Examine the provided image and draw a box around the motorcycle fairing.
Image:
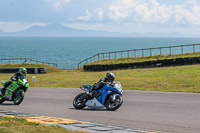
[85,98,104,108]
[1,80,7,85]
[95,85,122,105]
[4,82,20,96]
[1,78,29,97]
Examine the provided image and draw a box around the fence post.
[127,51,129,58]
[142,49,144,57]
[150,48,152,56]
[193,44,195,53]
[78,63,80,69]
[159,48,162,55]
[169,47,171,55]
[181,46,183,54]
[103,53,104,59]
[134,50,136,57]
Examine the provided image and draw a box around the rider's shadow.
[0,103,15,106]
[68,108,108,111]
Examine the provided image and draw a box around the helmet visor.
[106,73,115,82]
[20,70,27,76]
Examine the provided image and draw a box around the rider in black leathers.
[90,72,115,92]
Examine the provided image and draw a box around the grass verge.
[0,63,200,93]
[0,116,86,133]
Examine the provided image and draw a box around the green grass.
[0,116,86,133]
[85,52,200,65]
[0,63,200,93]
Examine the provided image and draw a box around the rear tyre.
[13,91,24,105]
[105,95,123,111]
[0,96,5,104]
[73,93,88,109]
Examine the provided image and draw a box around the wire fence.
[0,58,78,70]
[77,44,200,69]
[56,63,78,69]
[0,58,57,68]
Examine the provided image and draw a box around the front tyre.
[105,95,123,111]
[73,93,88,109]
[13,91,24,105]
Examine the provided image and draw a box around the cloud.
[77,9,92,21]
[107,0,200,25]
[1,0,200,35]
[55,0,70,9]
[43,0,70,9]
[95,8,104,21]
[180,0,200,25]
[76,8,104,21]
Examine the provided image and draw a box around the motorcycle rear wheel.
[0,96,5,104]
[105,95,123,111]
[13,91,24,105]
[73,93,88,109]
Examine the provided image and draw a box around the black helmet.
[106,72,115,82]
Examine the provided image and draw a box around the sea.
[0,37,200,69]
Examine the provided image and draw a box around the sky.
[0,0,200,36]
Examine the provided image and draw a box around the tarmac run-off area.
[0,87,200,133]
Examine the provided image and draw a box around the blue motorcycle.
[73,81,123,111]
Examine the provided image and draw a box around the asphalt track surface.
[0,87,200,133]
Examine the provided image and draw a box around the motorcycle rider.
[0,67,27,96]
[90,72,115,92]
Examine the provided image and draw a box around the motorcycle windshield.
[19,76,28,84]
[113,81,123,94]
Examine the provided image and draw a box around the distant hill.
[0,24,186,37]
[0,29,5,35]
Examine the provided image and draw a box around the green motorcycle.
[0,76,29,105]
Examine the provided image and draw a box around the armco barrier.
[0,67,46,74]
[83,57,200,71]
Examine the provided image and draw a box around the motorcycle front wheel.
[73,93,88,109]
[13,91,24,105]
[105,95,123,111]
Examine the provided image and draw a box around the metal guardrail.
[77,44,200,69]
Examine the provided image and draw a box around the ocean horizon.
[1,37,200,69]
